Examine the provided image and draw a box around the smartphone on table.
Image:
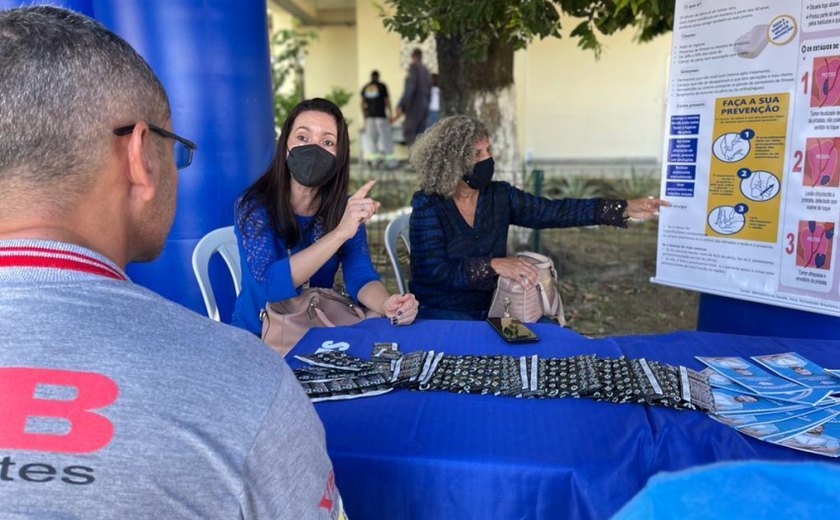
[487,317,540,343]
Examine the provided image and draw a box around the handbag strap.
[516,251,551,267]
[517,251,557,279]
[536,282,559,317]
[311,306,336,327]
[308,291,366,324]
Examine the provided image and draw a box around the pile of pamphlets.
[292,344,714,412]
[701,353,840,458]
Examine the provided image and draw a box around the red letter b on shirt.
[0,368,118,453]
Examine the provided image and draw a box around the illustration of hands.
[716,208,738,231]
[715,133,749,162]
[749,171,776,201]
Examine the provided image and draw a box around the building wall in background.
[520,23,671,162]
[266,4,293,98]
[304,25,358,103]
[269,2,673,164]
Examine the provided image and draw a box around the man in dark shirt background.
[360,70,395,168]
[393,48,432,146]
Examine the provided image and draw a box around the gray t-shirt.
[0,239,344,519]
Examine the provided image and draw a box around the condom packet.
[597,357,645,404]
[478,355,510,395]
[634,358,668,404]
[293,366,344,381]
[420,354,457,392]
[572,354,601,398]
[519,355,546,398]
[434,355,481,394]
[372,342,402,360]
[294,351,374,371]
[391,350,431,386]
[301,372,394,402]
[683,366,714,411]
[497,355,526,397]
[417,352,446,388]
[294,366,390,383]
[310,387,394,402]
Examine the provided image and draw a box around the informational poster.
[654,0,840,317]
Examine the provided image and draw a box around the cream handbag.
[488,252,565,325]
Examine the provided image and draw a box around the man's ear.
[125,121,158,203]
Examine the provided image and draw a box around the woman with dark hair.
[409,115,669,321]
[232,98,418,334]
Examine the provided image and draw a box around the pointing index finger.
[351,179,376,200]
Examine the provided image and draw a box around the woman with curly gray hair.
[408,115,668,321]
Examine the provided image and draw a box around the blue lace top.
[409,181,627,314]
[232,203,380,334]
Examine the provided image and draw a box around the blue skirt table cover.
[286,319,840,520]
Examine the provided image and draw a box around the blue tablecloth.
[287,319,840,520]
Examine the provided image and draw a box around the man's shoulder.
[102,283,285,380]
[2,278,294,415]
[139,285,267,344]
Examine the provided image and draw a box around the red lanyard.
[0,245,126,281]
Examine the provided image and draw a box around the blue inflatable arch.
[1,0,274,321]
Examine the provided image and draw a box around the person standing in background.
[392,48,432,145]
[427,73,440,129]
[360,70,396,168]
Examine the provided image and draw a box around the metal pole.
[532,169,543,253]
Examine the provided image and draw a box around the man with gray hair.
[0,6,343,519]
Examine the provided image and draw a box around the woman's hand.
[382,293,419,325]
[624,197,670,220]
[490,257,538,287]
[335,180,381,240]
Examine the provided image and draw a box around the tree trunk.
[436,35,521,187]
[435,35,530,248]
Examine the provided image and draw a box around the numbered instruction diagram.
[654,0,840,317]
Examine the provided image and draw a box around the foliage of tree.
[270,26,317,131]
[380,0,674,176]
[382,0,673,109]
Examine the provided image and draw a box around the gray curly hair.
[410,115,489,198]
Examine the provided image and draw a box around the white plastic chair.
[384,213,411,294]
[192,226,242,321]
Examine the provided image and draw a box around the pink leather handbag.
[260,288,371,357]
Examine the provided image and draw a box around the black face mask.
[287,144,339,187]
[462,157,494,190]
